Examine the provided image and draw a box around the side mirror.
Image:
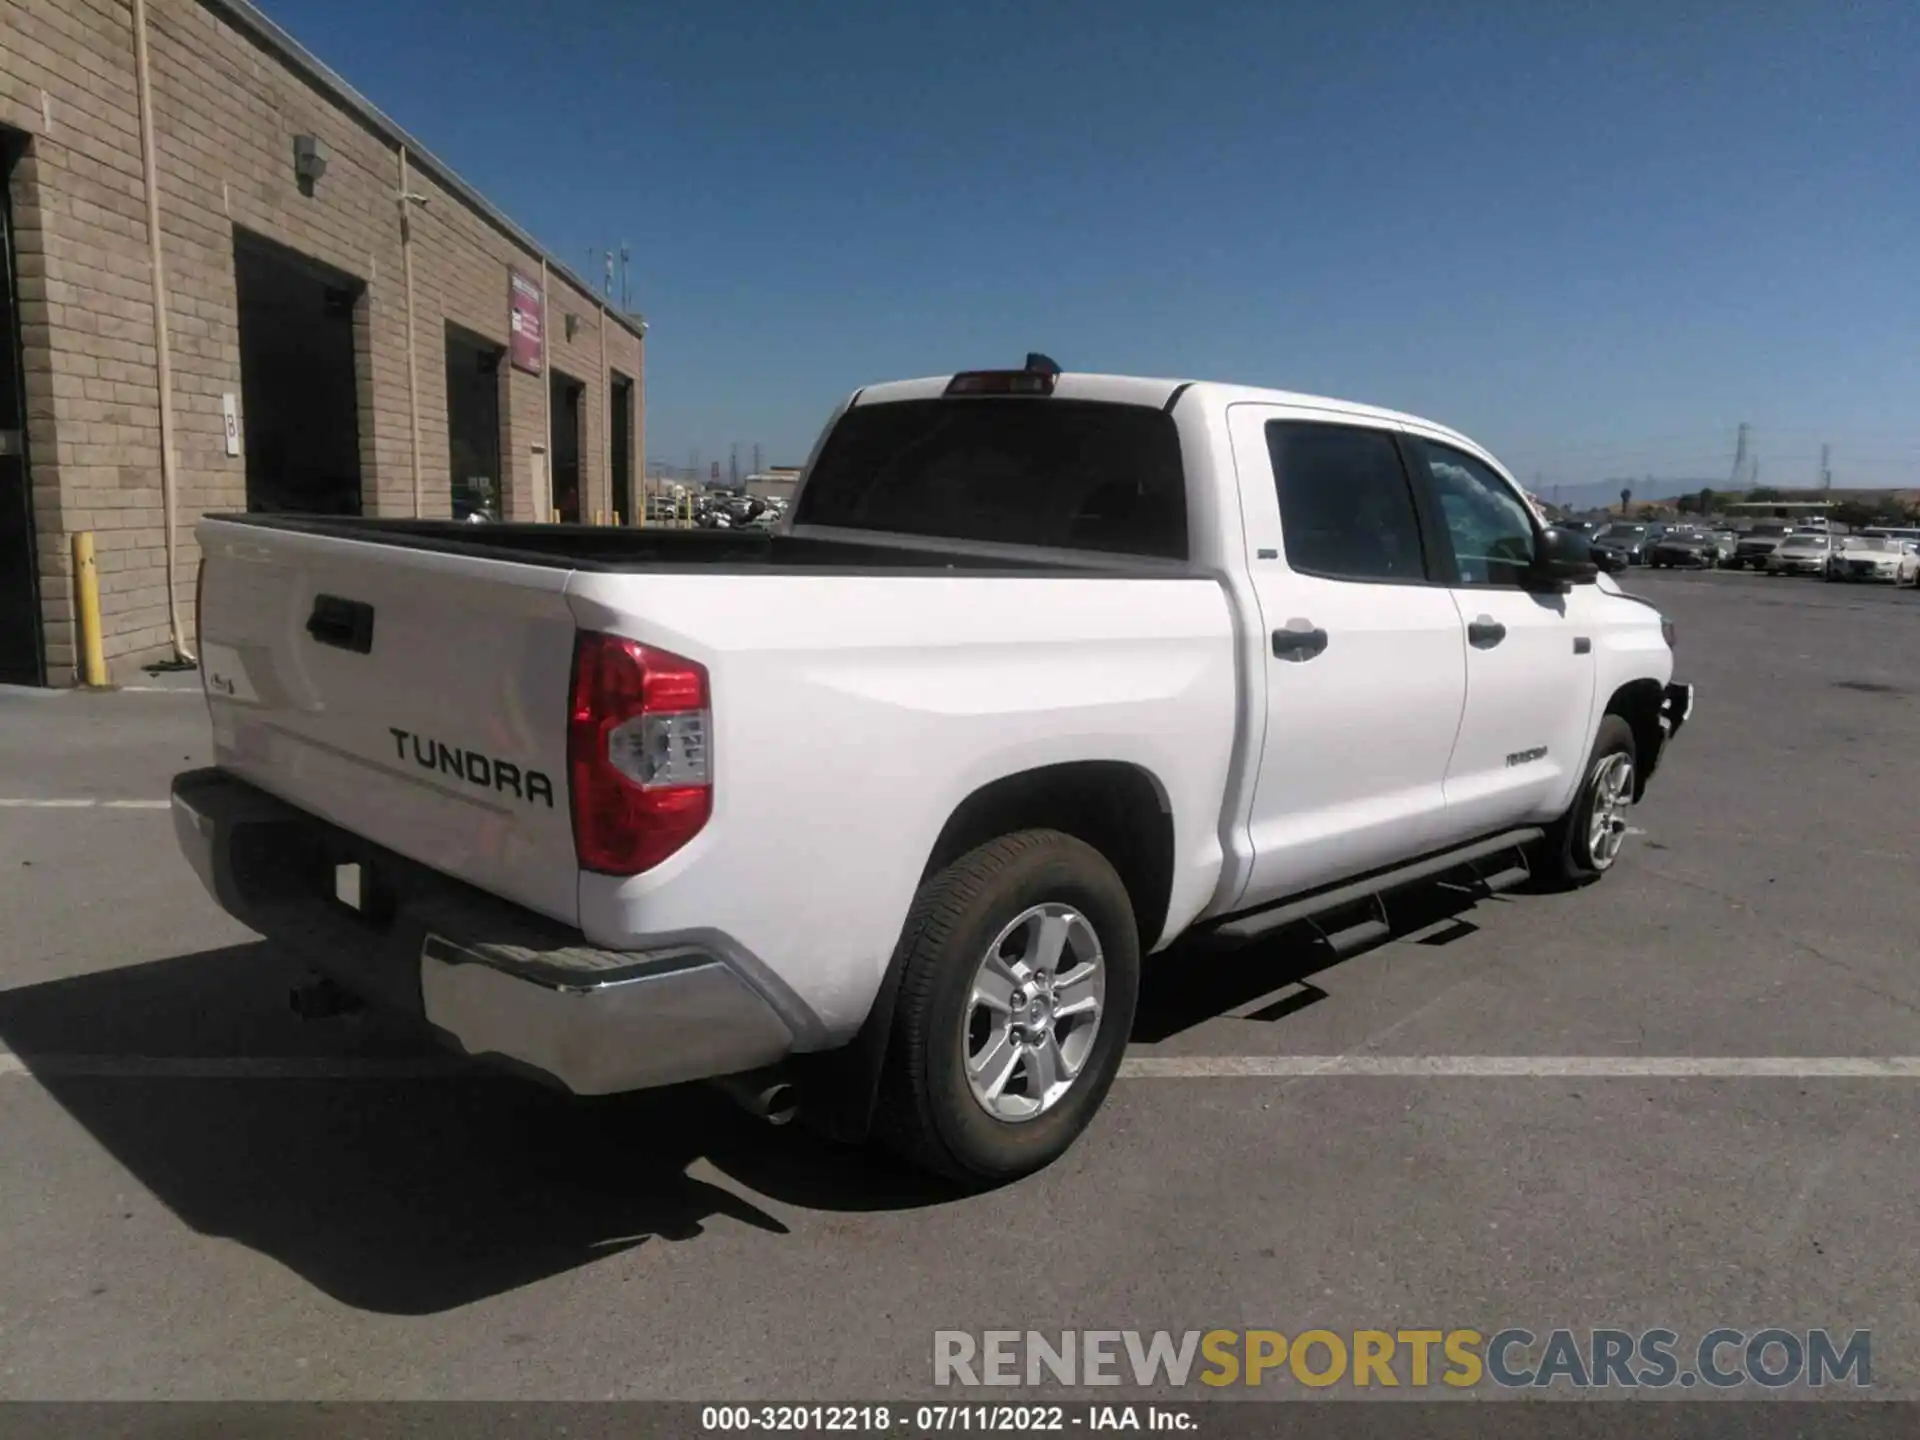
[1530,526,1599,588]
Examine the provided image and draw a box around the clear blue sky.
[265,0,1919,493]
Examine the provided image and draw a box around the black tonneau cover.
[206,514,1198,579]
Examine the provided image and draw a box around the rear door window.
[793,399,1188,559]
[1265,421,1431,582]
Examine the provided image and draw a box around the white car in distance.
[1830,535,1920,586]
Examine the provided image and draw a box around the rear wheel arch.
[795,760,1175,1145]
[915,761,1176,953]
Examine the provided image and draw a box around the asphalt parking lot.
[1,568,1917,1402]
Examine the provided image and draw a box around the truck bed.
[206,513,1196,577]
[192,512,1233,973]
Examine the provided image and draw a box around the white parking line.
[1117,1055,1920,1078]
[0,798,171,809]
[4,1050,1920,1082]
[0,684,198,698]
[0,1052,472,1080]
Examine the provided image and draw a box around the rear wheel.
[1531,716,1638,890]
[874,830,1139,1186]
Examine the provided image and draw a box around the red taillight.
[568,633,713,875]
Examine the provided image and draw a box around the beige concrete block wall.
[1,0,647,684]
[3,0,163,669]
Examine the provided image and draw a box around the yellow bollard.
[72,531,108,688]
[594,510,604,526]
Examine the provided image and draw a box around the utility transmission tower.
[753,443,763,476]
[1729,422,1755,490]
[729,444,739,488]
[1819,443,1832,490]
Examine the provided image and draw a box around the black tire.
[1530,715,1638,891]
[873,830,1140,1186]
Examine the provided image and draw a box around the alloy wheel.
[962,904,1106,1122]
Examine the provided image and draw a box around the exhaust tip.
[761,1083,799,1127]
[713,1071,800,1126]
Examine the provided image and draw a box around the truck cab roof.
[851,372,1483,454]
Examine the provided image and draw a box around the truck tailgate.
[195,519,582,925]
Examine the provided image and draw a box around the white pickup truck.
[173,359,1692,1185]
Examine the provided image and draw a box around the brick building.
[1,0,647,686]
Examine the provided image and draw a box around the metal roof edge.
[199,0,648,343]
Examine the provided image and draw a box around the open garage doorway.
[549,369,583,523]
[445,325,503,520]
[609,371,633,525]
[0,131,44,685]
[234,230,364,515]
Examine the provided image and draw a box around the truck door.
[1226,406,1469,907]
[1402,434,1595,836]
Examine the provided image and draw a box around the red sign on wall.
[508,270,544,375]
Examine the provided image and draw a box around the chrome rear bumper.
[418,936,794,1095]
[170,768,797,1095]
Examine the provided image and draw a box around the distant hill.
[1537,478,1724,511]
[1540,476,1916,513]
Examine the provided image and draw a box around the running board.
[1312,894,1392,957]
[1212,828,1545,943]
[1475,864,1532,894]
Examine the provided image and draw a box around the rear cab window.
[792,398,1189,560]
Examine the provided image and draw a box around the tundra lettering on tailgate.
[388,727,554,807]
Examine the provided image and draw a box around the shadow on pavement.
[0,942,949,1316]
[1,875,1517,1315]
[1133,877,1494,1043]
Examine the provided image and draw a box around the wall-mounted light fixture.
[564,312,580,342]
[293,134,327,194]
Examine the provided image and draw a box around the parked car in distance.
[1646,528,1719,569]
[1861,526,1920,554]
[1765,531,1835,576]
[1710,530,1738,565]
[1829,535,1920,586]
[1729,521,1796,571]
[1590,522,1659,570]
[175,362,1692,1185]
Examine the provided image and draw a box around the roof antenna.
[1024,352,1061,377]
